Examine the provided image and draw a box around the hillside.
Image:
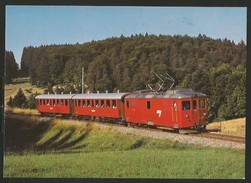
[4,81,44,112]
[19,34,246,122]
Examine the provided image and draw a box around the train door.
[198,98,208,126]
[171,100,179,128]
[192,98,200,123]
[180,99,194,128]
[125,98,140,123]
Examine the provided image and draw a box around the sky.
[6,6,247,66]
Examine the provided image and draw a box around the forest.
[5,51,18,84]
[7,34,246,122]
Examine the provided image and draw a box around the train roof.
[72,93,130,100]
[126,88,206,99]
[35,93,131,100]
[35,94,75,99]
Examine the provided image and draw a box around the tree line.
[5,51,18,84]
[17,34,246,121]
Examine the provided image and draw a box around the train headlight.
[185,114,189,118]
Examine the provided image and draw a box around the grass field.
[4,115,245,178]
[4,81,44,107]
[207,118,245,137]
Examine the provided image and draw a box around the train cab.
[174,94,208,130]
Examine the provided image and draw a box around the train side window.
[173,102,177,110]
[59,99,62,106]
[91,100,94,107]
[95,100,99,107]
[83,100,86,107]
[78,99,81,107]
[193,100,197,109]
[101,100,104,107]
[106,100,110,108]
[112,100,117,108]
[65,100,68,106]
[200,99,206,108]
[126,101,130,108]
[50,99,52,106]
[87,100,90,107]
[147,101,151,109]
[182,101,190,110]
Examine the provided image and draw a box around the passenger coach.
[72,93,130,121]
[35,94,75,117]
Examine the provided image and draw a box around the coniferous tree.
[5,51,18,84]
[12,88,27,108]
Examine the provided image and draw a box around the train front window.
[200,99,206,108]
[182,101,191,110]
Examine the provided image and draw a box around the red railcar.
[72,93,130,121]
[35,94,75,116]
[124,88,208,130]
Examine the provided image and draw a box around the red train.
[35,88,208,131]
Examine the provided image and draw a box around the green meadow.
[4,115,245,178]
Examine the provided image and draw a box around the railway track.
[5,112,245,145]
[190,132,245,144]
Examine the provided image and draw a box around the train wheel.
[127,122,134,128]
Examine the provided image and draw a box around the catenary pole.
[82,67,84,94]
